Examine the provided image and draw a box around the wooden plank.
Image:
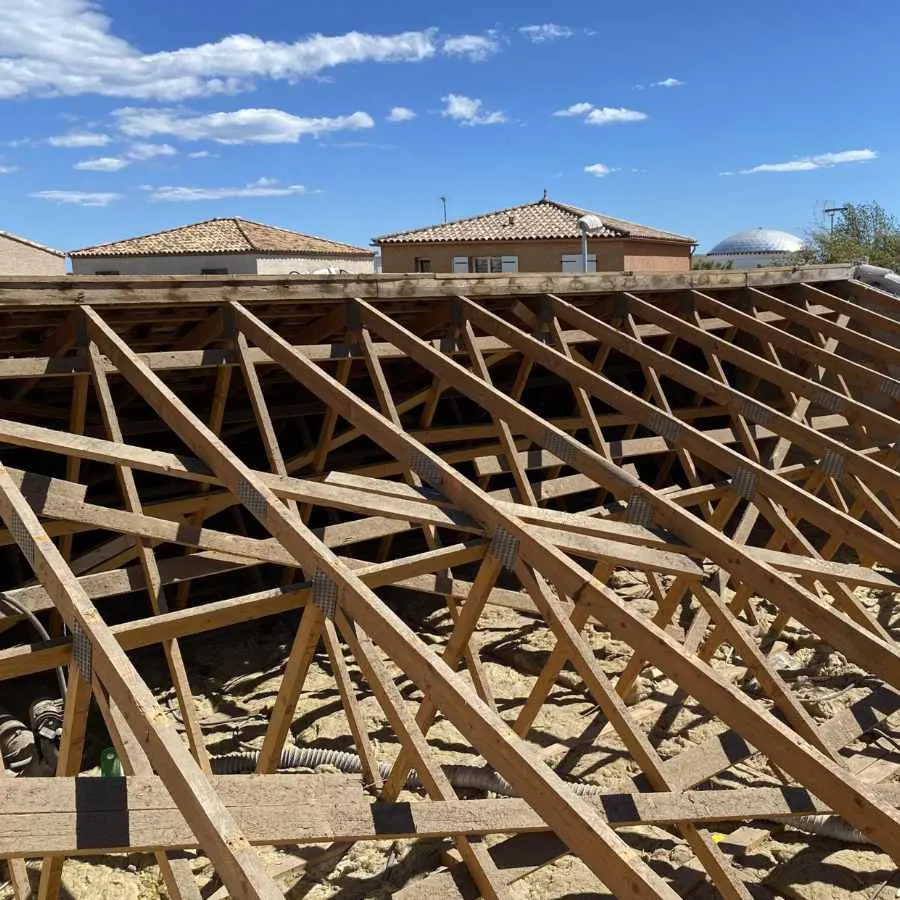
[7,775,900,858]
[0,265,853,308]
[86,338,210,773]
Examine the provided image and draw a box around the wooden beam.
[10,775,900,857]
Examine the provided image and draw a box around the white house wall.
[0,235,66,276]
[72,253,374,276]
[71,253,259,276]
[255,254,374,275]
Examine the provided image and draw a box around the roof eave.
[70,247,374,259]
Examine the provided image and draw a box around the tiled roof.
[373,197,694,245]
[0,230,64,257]
[70,217,372,258]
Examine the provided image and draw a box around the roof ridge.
[234,217,363,251]
[230,217,255,251]
[373,196,553,242]
[0,229,65,257]
[69,216,239,255]
[373,196,695,245]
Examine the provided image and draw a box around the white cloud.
[651,77,684,88]
[441,93,507,126]
[188,150,217,158]
[72,142,176,171]
[584,163,613,177]
[74,155,129,171]
[739,149,876,174]
[553,103,647,125]
[553,102,594,117]
[0,163,18,173]
[441,34,499,61]
[31,190,123,206]
[147,176,308,201]
[47,131,111,147]
[519,24,574,43]
[127,142,176,159]
[585,107,647,125]
[114,106,374,144]
[387,106,415,122]
[0,0,439,101]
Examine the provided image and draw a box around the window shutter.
[452,256,469,273]
[500,255,518,273]
[562,254,596,273]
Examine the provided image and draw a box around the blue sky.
[0,0,895,254]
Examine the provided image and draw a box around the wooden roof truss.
[0,269,897,899]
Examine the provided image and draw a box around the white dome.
[708,228,804,256]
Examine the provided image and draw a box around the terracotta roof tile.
[70,217,372,258]
[373,197,694,245]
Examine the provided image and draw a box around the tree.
[692,257,733,270]
[800,202,900,270]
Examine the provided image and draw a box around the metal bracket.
[676,293,695,319]
[544,429,577,465]
[345,299,362,334]
[813,388,843,413]
[489,527,519,570]
[219,305,236,339]
[880,377,900,400]
[612,294,629,320]
[73,312,90,348]
[819,448,845,478]
[72,621,92,680]
[731,467,758,501]
[739,400,772,426]
[312,570,338,619]
[409,449,443,487]
[238,476,268,524]
[647,410,684,446]
[8,509,35,566]
[625,494,653,527]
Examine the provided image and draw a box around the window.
[452,255,518,274]
[561,253,597,273]
[201,268,229,275]
[414,257,432,273]
[472,256,503,273]
[94,270,120,275]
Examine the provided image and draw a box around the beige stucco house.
[70,217,374,276]
[373,195,695,274]
[0,230,66,275]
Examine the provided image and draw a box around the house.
[70,217,374,276]
[373,194,695,274]
[0,230,66,275]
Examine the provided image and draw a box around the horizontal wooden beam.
[0,266,853,309]
[4,773,900,859]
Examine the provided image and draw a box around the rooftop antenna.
[440,196,447,224]
[542,188,549,201]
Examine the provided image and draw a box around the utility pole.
[824,206,849,234]
[440,196,447,223]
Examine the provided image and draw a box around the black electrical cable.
[0,596,67,698]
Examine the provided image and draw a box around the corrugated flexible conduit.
[210,745,870,844]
